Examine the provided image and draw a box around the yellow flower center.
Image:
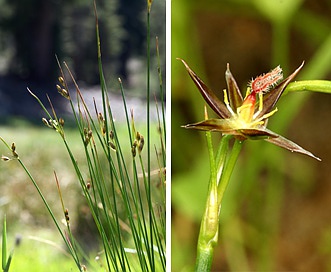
[223,88,278,130]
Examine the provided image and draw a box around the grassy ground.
[7,228,78,271]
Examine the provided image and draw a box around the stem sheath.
[195,136,243,271]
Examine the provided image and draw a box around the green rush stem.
[195,248,214,272]
[147,9,151,185]
[217,139,243,207]
[156,36,166,144]
[2,214,7,271]
[195,131,218,272]
[146,8,154,270]
[285,80,331,94]
[215,135,232,185]
[195,135,237,271]
[195,137,243,272]
[206,132,216,186]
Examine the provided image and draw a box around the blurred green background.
[172,0,331,271]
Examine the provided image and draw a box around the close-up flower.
[178,58,320,161]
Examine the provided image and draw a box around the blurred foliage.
[172,0,331,271]
[0,0,64,81]
[0,0,165,92]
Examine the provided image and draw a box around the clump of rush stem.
[0,0,165,271]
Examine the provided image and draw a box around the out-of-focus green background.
[172,0,331,271]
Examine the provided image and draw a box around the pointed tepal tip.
[307,152,322,161]
[225,63,232,77]
[303,148,322,161]
[226,63,231,74]
[176,58,189,69]
[181,124,192,129]
[292,61,305,76]
[295,60,305,74]
[176,57,184,63]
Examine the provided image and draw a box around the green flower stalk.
[178,59,323,271]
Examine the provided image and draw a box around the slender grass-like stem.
[285,80,331,94]
[195,136,243,271]
[1,215,12,272]
[146,7,155,271]
[215,135,232,184]
[195,247,214,272]
[156,36,166,146]
[2,215,7,271]
[217,139,243,207]
[195,130,218,271]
